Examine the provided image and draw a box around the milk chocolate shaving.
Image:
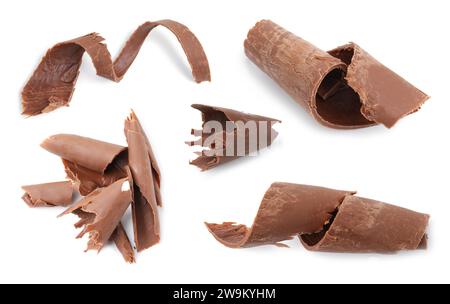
[186,104,280,171]
[60,178,133,252]
[125,112,161,251]
[111,223,136,264]
[22,20,211,116]
[206,183,429,253]
[41,134,127,195]
[244,20,429,129]
[21,181,74,208]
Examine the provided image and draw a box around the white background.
[0,0,448,284]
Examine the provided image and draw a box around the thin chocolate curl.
[207,183,429,253]
[22,20,211,116]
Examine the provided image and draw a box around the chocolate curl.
[187,104,280,171]
[59,178,133,253]
[41,134,127,196]
[245,20,429,129]
[41,134,126,173]
[207,183,352,247]
[21,181,74,208]
[22,20,211,116]
[125,112,161,251]
[126,111,162,207]
[207,183,429,253]
[300,196,429,253]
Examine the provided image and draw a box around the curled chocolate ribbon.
[207,183,429,253]
[22,20,211,116]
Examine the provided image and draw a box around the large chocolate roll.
[244,20,429,129]
[206,183,429,253]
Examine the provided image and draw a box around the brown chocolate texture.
[244,20,429,129]
[41,134,128,196]
[206,183,429,253]
[22,20,211,116]
[186,104,280,171]
[28,111,161,262]
[125,112,161,251]
[21,181,74,208]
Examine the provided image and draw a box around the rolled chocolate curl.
[206,182,429,253]
[125,112,161,251]
[22,20,211,116]
[60,178,133,253]
[244,20,429,129]
[41,134,128,196]
[21,181,74,208]
[186,104,280,171]
[41,134,126,173]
